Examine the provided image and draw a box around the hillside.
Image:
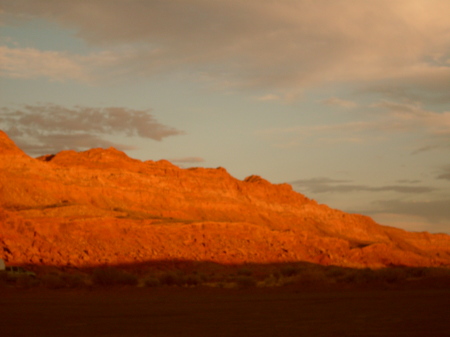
[1,130,449,269]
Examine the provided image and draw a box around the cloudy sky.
[1,1,450,234]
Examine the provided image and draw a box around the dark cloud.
[437,166,450,181]
[361,79,450,108]
[369,199,450,225]
[169,157,205,164]
[293,177,449,233]
[396,179,421,184]
[291,178,350,194]
[12,133,136,155]
[368,100,450,154]
[411,143,450,155]
[0,104,183,155]
[291,177,435,194]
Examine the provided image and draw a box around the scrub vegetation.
[2,264,450,290]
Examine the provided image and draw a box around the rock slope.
[1,130,449,269]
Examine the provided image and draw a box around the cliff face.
[1,130,449,269]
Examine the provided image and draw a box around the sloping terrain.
[1,130,449,269]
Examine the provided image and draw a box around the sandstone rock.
[0,130,449,269]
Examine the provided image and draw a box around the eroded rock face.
[1,130,449,269]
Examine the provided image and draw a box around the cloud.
[291,177,435,194]
[0,104,184,155]
[13,133,137,155]
[291,177,450,233]
[373,100,450,153]
[255,94,281,102]
[367,212,449,234]
[258,99,450,151]
[2,1,450,94]
[362,79,450,107]
[0,45,88,81]
[322,97,357,109]
[169,157,205,164]
[396,179,421,184]
[372,101,450,132]
[437,166,450,181]
[411,144,450,155]
[0,45,132,83]
[369,198,450,227]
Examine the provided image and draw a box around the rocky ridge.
[1,130,449,269]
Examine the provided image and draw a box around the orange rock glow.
[1,130,449,269]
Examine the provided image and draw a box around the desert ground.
[1,286,449,337]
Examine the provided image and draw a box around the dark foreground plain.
[1,286,449,337]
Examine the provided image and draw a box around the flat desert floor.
[1,287,449,337]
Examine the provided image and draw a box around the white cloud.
[322,97,357,109]
[1,0,450,94]
[0,45,135,83]
[255,94,281,102]
[0,45,89,81]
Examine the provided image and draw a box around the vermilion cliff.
[1,130,449,269]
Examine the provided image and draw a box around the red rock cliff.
[1,130,449,268]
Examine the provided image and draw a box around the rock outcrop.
[1,130,449,269]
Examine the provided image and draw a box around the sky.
[1,1,450,234]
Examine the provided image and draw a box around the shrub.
[92,267,138,286]
[376,268,408,284]
[157,270,208,287]
[324,266,347,280]
[333,267,412,286]
[337,268,377,284]
[234,275,257,288]
[404,267,427,278]
[294,268,327,285]
[237,267,253,276]
[359,268,383,283]
[259,274,281,287]
[158,270,185,286]
[280,266,299,277]
[193,271,208,283]
[63,273,87,288]
[424,267,450,278]
[183,274,202,286]
[272,271,282,280]
[143,275,161,287]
